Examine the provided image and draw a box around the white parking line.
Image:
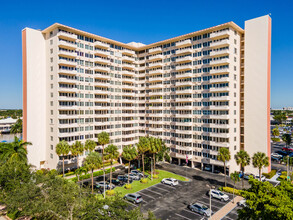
[159,183,176,189]
[143,188,163,196]
[124,200,138,207]
[139,191,156,199]
[174,213,192,220]
[201,196,229,205]
[182,208,202,217]
[151,185,170,193]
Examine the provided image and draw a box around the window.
[50,93,53,98]
[234,39,237,44]
[234,74,237,80]
[50,39,53,45]
[50,57,53,63]
[234,101,236,106]
[50,75,53,80]
[50,66,53,71]
[50,49,53,54]
[234,137,237,141]
[234,48,237,54]
[50,119,53,124]
[50,31,53,37]
[234,66,236,71]
[50,145,53,150]
[50,153,53,159]
[50,101,53,106]
[234,145,236,150]
[50,136,53,141]
[51,110,53,115]
[51,127,53,132]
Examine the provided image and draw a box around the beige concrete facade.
[23,15,271,174]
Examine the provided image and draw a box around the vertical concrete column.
[212,165,215,173]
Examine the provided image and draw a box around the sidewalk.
[64,163,122,179]
[211,196,243,220]
[269,173,281,182]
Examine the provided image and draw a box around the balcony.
[176,48,193,55]
[94,66,110,72]
[94,50,110,57]
[94,57,110,64]
[94,90,109,95]
[209,86,229,92]
[148,77,164,82]
[58,59,76,67]
[176,65,192,71]
[209,77,229,83]
[170,152,193,160]
[122,70,135,76]
[176,39,192,48]
[210,39,230,48]
[210,49,230,57]
[57,32,77,41]
[149,47,162,54]
[148,62,163,68]
[175,105,193,110]
[210,68,229,74]
[58,69,77,75]
[210,29,230,39]
[58,77,76,84]
[123,64,135,70]
[175,97,192,102]
[58,41,77,50]
[58,50,77,58]
[149,54,164,61]
[149,84,164,89]
[58,105,78,110]
[148,69,164,75]
[58,87,78,93]
[58,123,79,129]
[207,105,230,110]
[94,41,109,49]
[149,98,163,103]
[175,72,193,79]
[94,72,110,80]
[122,56,135,63]
[209,96,230,101]
[176,56,193,63]
[122,49,135,56]
[176,81,193,87]
[95,98,109,102]
[58,96,77,101]
[176,89,193,94]
[210,58,230,66]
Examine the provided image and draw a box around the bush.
[278,175,288,181]
[271,138,281,142]
[153,175,159,179]
[106,190,115,196]
[141,178,148,184]
[263,170,277,179]
[220,187,243,196]
[282,171,287,176]
[65,171,75,177]
[125,184,132,189]
[154,170,160,174]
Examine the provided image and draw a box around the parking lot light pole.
[206,184,215,220]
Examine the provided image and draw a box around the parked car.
[95,181,115,190]
[275,150,289,156]
[255,175,266,182]
[204,165,212,172]
[237,199,247,207]
[125,173,140,180]
[244,173,255,180]
[110,178,122,186]
[209,189,229,202]
[131,170,144,177]
[124,193,143,204]
[117,175,133,183]
[271,153,282,158]
[161,178,179,186]
[188,202,211,216]
[282,147,293,152]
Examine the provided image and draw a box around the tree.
[238,179,293,219]
[149,137,163,176]
[1,136,31,163]
[282,133,292,147]
[70,141,84,168]
[98,132,110,198]
[230,171,240,203]
[157,141,170,163]
[104,144,119,188]
[282,155,293,181]
[83,152,102,194]
[235,150,250,188]
[122,145,138,185]
[272,126,280,138]
[273,111,287,125]
[74,166,88,182]
[55,140,70,177]
[217,147,231,187]
[137,137,150,178]
[84,139,96,152]
[10,119,22,134]
[252,152,269,181]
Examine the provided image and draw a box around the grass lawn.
[112,169,188,197]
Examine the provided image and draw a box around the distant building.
[0,117,17,134]
[283,107,293,111]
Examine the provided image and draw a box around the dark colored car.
[282,147,293,152]
[111,178,122,186]
[117,175,133,183]
[275,150,289,156]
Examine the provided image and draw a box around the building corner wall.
[244,15,271,174]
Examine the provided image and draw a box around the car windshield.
[219,192,224,196]
[137,196,142,199]
[202,205,208,210]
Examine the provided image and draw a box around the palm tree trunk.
[102,145,105,198]
[259,168,261,181]
[63,157,65,177]
[242,167,244,189]
[142,154,145,178]
[91,169,94,194]
[224,162,226,187]
[128,161,130,185]
[110,161,113,189]
[233,182,235,203]
[153,154,156,175]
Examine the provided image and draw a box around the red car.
[282,147,293,152]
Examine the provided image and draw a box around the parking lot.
[122,163,245,219]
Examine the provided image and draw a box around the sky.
[0,0,292,109]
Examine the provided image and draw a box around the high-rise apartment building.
[22,15,271,174]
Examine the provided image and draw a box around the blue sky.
[0,0,292,109]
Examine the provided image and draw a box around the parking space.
[222,206,241,220]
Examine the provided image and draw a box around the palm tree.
[137,137,150,178]
[97,132,110,198]
[230,171,241,203]
[71,141,84,168]
[84,139,97,152]
[1,136,31,163]
[10,119,22,134]
[149,137,162,176]
[84,152,102,194]
[235,150,250,189]
[55,140,70,177]
[122,145,138,185]
[252,152,269,181]
[282,134,292,147]
[104,144,119,188]
[75,166,88,182]
[217,147,231,187]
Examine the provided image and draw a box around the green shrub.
[282,171,287,176]
[65,171,75,177]
[141,178,148,184]
[153,175,159,179]
[106,190,115,196]
[263,170,277,179]
[125,184,132,189]
[278,175,287,181]
[7,210,21,220]
[221,187,243,196]
[154,170,160,174]
[271,138,281,142]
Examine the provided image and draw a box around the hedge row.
[271,138,281,142]
[71,167,115,182]
[219,186,243,196]
[262,170,277,179]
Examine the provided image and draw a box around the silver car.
[188,202,211,216]
[209,189,229,202]
[124,193,143,204]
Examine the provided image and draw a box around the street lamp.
[206,184,215,219]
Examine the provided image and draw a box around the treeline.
[0,109,22,119]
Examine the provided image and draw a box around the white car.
[161,178,179,186]
[255,175,266,182]
[237,199,247,207]
[271,153,282,158]
[209,189,229,202]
